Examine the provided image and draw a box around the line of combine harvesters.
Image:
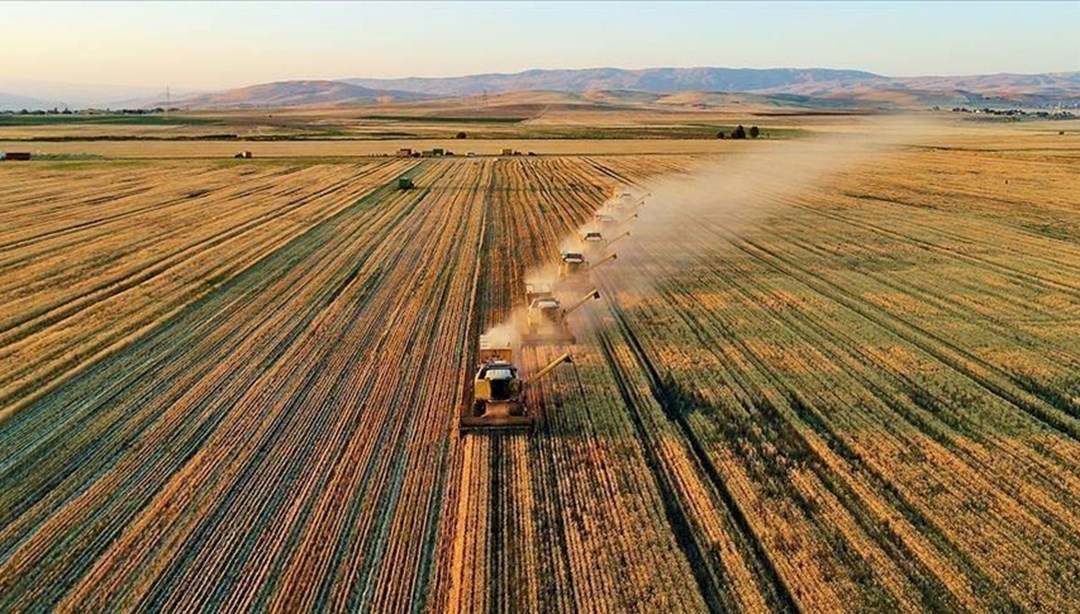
[460,187,649,433]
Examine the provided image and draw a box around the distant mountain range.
[0,91,50,111]
[346,67,888,97]
[177,68,1080,110]
[344,67,1080,107]
[3,67,1077,111]
[172,80,429,109]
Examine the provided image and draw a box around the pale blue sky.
[2,1,1076,90]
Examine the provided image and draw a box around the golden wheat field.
[2,119,1079,612]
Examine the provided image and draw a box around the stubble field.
[1,122,1079,612]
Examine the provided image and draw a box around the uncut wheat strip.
[0,165,202,228]
[0,163,410,420]
[0,165,268,255]
[0,181,397,604]
[774,191,1080,331]
[843,151,1080,223]
[257,161,477,608]
[0,177,287,290]
[813,186,1080,292]
[711,223,1080,441]
[155,164,451,608]
[790,185,1080,298]
[0,166,419,604]
[734,295,1080,587]
[766,191,1080,327]
[430,163,499,614]
[639,280,1002,608]
[630,228,1028,604]
[717,223,1080,449]
[533,343,705,612]
[0,164,361,350]
[630,234,1058,608]
[704,200,1080,479]
[0,163,390,332]
[0,165,306,281]
[600,266,911,604]
[722,235,1080,533]
[669,217,1080,528]
[594,333,776,613]
[586,287,801,612]
[363,168,491,612]
[0,161,416,474]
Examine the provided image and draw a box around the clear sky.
[2,1,1077,90]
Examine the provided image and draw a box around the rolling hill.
[0,92,51,112]
[4,68,1076,111]
[169,80,429,109]
[345,67,885,97]
[345,67,1080,109]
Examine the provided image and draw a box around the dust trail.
[480,115,941,352]
[592,115,944,298]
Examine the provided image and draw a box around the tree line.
[717,125,761,139]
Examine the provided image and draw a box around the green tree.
[731,125,747,139]
[749,126,760,139]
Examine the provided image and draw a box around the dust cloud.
[481,115,941,356]
[592,115,944,295]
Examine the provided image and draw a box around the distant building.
[397,148,413,157]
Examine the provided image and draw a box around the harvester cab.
[398,177,415,190]
[595,213,616,228]
[557,252,588,284]
[523,289,600,345]
[460,334,573,432]
[612,191,648,212]
[524,282,554,305]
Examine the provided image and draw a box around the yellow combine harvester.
[460,335,572,432]
[558,251,617,288]
[523,288,600,345]
[612,191,649,212]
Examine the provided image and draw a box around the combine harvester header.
[460,334,573,433]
